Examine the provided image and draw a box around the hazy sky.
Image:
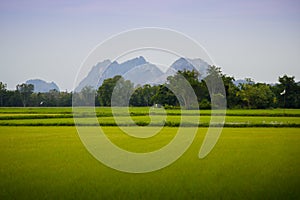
[1,0,300,90]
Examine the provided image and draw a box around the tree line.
[1,66,299,108]
[0,83,72,107]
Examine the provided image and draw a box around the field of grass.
[0,107,300,127]
[0,127,299,199]
[0,107,299,199]
[1,115,300,127]
[1,107,300,116]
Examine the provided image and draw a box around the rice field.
[0,107,299,199]
[0,107,299,127]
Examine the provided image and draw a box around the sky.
[0,0,300,91]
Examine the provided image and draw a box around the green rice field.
[0,107,299,127]
[0,107,299,199]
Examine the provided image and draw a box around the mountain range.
[76,56,210,91]
[26,79,60,93]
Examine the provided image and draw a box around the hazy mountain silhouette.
[26,79,60,93]
[76,56,210,91]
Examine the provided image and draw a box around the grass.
[0,115,299,127]
[0,108,300,127]
[0,127,299,199]
[1,107,300,116]
[0,107,299,198]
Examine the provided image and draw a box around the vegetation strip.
[0,122,299,127]
[0,108,299,127]
[1,112,299,120]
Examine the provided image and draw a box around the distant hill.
[76,56,210,91]
[76,60,111,92]
[26,79,60,93]
[97,56,149,87]
[123,63,164,86]
[168,57,209,78]
[232,79,276,86]
[233,79,247,86]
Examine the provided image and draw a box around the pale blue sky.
[1,0,300,90]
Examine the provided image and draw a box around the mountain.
[76,56,210,91]
[152,58,210,84]
[98,56,148,86]
[76,57,149,91]
[76,59,111,91]
[233,79,276,86]
[26,79,60,93]
[233,79,247,86]
[168,57,209,78]
[123,63,164,85]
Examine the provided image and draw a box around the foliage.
[97,75,134,106]
[111,77,134,106]
[73,86,96,106]
[237,79,274,109]
[166,70,200,109]
[0,82,7,106]
[130,84,159,106]
[16,83,34,107]
[151,85,179,107]
[275,75,300,108]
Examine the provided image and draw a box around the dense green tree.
[29,92,43,106]
[273,75,300,108]
[205,66,223,94]
[111,77,134,106]
[53,91,70,106]
[58,91,72,107]
[74,86,96,106]
[221,75,241,108]
[16,83,34,107]
[237,79,274,109]
[152,85,178,107]
[197,80,210,108]
[204,66,227,109]
[97,76,122,106]
[236,78,254,108]
[0,82,7,106]
[166,70,200,109]
[130,84,159,106]
[44,89,60,106]
[5,90,22,106]
[97,75,134,106]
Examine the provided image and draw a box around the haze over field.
[0,0,299,90]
